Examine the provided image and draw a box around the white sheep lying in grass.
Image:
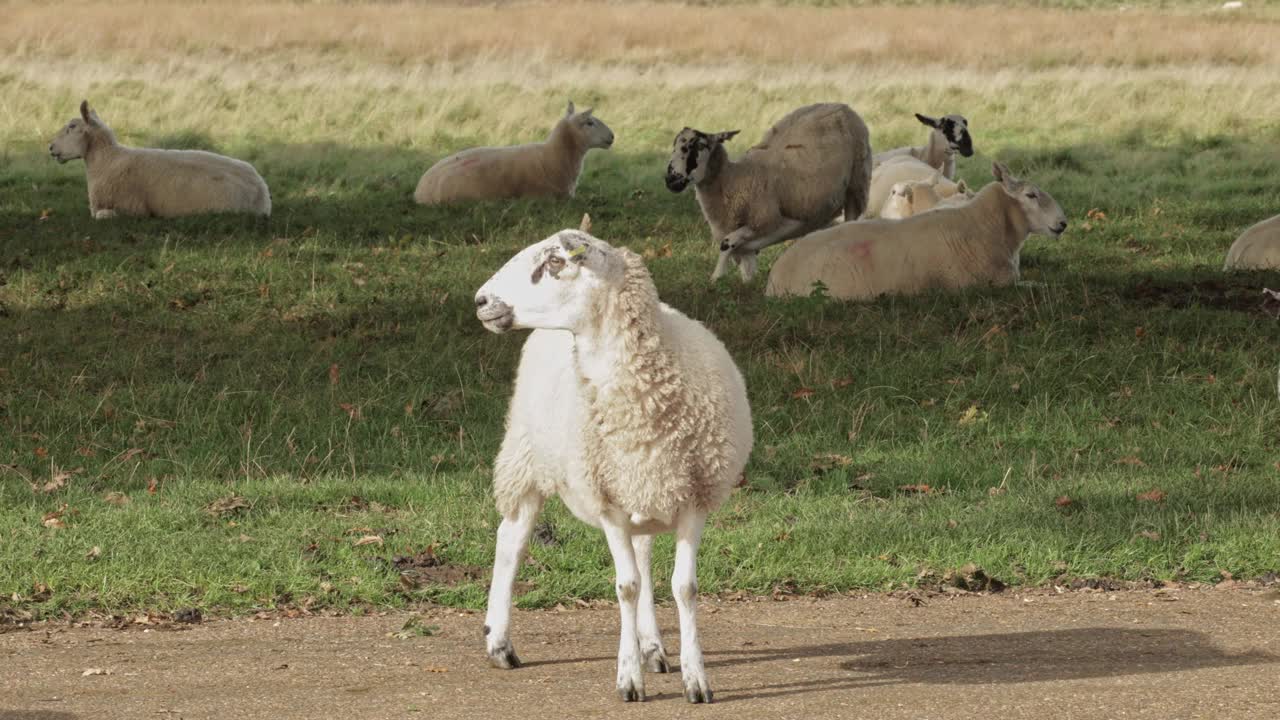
[873,113,974,180]
[48,101,270,219]
[1223,214,1280,270]
[414,102,615,205]
[881,173,973,220]
[766,162,1068,300]
[664,102,872,282]
[865,156,968,219]
[474,229,753,704]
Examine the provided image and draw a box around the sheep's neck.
[571,261,670,407]
[82,130,122,171]
[919,130,954,176]
[545,120,587,191]
[692,146,742,232]
[971,185,1031,262]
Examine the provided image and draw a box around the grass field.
[1,1,1279,620]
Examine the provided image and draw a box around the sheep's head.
[49,100,110,164]
[665,127,739,193]
[993,162,1068,238]
[916,113,973,158]
[475,229,623,334]
[563,101,615,150]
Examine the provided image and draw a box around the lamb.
[414,102,615,205]
[881,173,972,220]
[47,100,270,219]
[865,156,968,219]
[474,228,753,704]
[664,102,872,282]
[1223,214,1280,270]
[766,162,1068,300]
[873,113,974,180]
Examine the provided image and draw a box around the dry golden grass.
[5,1,1280,70]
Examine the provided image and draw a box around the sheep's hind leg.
[601,515,645,701]
[92,208,118,220]
[632,534,671,673]
[673,508,712,703]
[483,492,543,669]
[735,252,759,283]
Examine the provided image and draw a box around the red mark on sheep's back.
[847,240,875,269]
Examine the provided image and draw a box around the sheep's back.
[123,147,269,216]
[749,103,869,216]
[1224,214,1280,270]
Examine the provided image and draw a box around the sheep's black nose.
[1054,221,1068,234]
[475,294,488,308]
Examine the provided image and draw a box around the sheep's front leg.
[632,534,671,673]
[712,227,754,281]
[673,509,712,703]
[483,492,543,669]
[92,207,118,220]
[601,516,645,702]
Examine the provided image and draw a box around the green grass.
[2,13,1280,619]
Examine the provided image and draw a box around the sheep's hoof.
[617,681,645,702]
[684,684,714,704]
[487,641,522,669]
[642,645,671,673]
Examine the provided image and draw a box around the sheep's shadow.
[704,626,1275,704]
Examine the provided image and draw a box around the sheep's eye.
[1025,192,1038,199]
[584,119,595,127]
[547,255,566,270]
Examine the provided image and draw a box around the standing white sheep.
[47,101,270,219]
[766,162,1068,300]
[1223,214,1280,270]
[474,229,753,704]
[414,102,615,205]
[873,113,974,180]
[664,103,872,282]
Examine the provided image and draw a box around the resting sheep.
[865,156,967,219]
[1223,214,1280,270]
[664,103,872,282]
[474,229,753,704]
[881,173,972,220]
[414,102,614,205]
[873,113,974,180]
[47,100,270,219]
[766,162,1068,300]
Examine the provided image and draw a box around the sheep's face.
[48,118,92,164]
[994,163,1068,238]
[569,108,615,150]
[665,128,739,193]
[475,230,619,334]
[883,183,914,219]
[916,113,973,158]
[50,101,107,164]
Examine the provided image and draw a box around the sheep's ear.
[565,101,575,116]
[709,130,740,144]
[581,107,594,117]
[915,113,940,128]
[558,231,597,265]
[956,179,969,194]
[579,213,592,233]
[993,162,1024,191]
[80,100,98,126]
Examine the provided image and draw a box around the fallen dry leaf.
[354,535,384,547]
[86,546,101,560]
[1115,455,1145,467]
[899,484,940,495]
[329,363,340,386]
[1137,530,1162,541]
[147,477,159,494]
[34,447,48,459]
[338,403,362,420]
[81,668,110,677]
[205,495,251,516]
[42,504,68,529]
[425,666,448,673]
[790,387,816,400]
[810,453,853,472]
[957,405,987,426]
[1055,495,1075,508]
[1137,488,1167,503]
[103,492,130,506]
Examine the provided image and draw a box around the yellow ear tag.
[566,245,588,259]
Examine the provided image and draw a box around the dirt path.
[3,588,1278,720]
